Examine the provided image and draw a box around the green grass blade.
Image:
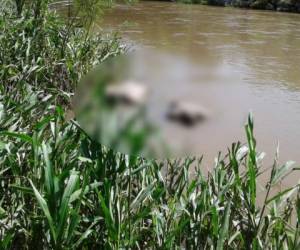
[30,179,57,244]
[57,171,79,242]
[217,200,231,250]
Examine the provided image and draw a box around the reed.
[1,1,300,249]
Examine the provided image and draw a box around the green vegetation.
[178,0,226,6]
[230,0,300,11]
[177,0,300,12]
[1,0,300,249]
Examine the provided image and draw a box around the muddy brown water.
[101,3,300,156]
[63,1,300,187]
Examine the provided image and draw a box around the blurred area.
[74,52,219,158]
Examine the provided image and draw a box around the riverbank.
[1,1,300,249]
[176,0,300,13]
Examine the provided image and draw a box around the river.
[99,2,300,172]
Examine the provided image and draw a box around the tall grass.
[1,1,300,249]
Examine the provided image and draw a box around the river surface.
[99,2,300,182]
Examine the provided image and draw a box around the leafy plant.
[1,1,300,249]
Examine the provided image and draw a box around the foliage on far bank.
[1,1,300,249]
[177,0,300,13]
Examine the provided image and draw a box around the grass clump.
[1,1,300,249]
